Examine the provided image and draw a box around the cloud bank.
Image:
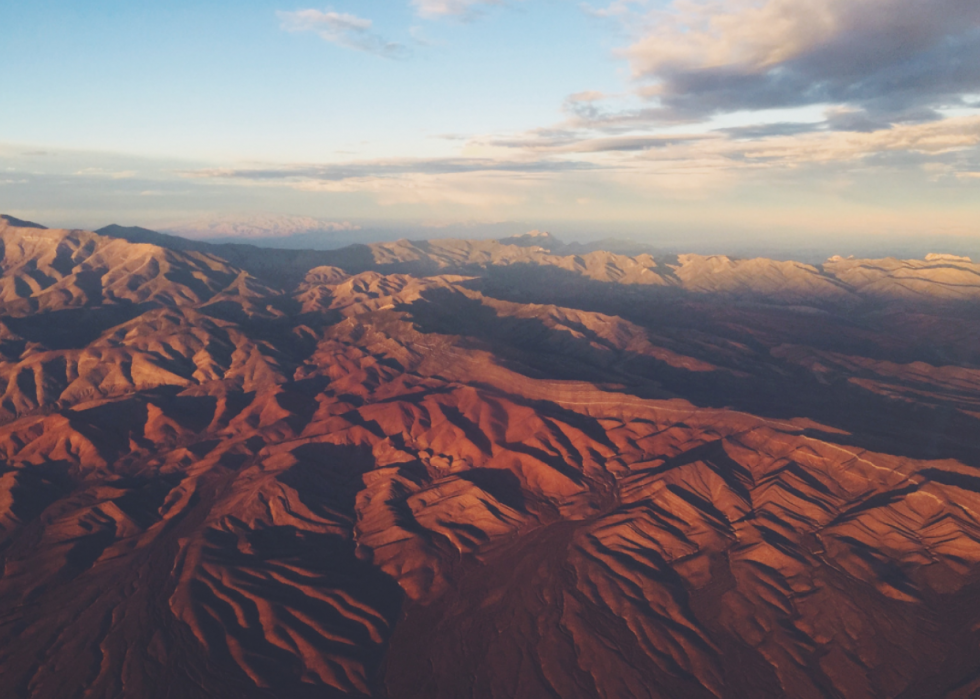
[622,0,980,125]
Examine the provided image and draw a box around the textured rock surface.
[2,218,980,698]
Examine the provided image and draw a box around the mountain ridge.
[87,220,980,308]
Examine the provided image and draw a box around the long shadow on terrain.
[458,468,527,513]
[279,442,377,521]
[191,527,402,699]
[187,443,403,697]
[474,264,980,366]
[403,286,980,468]
[1,462,74,534]
[2,303,150,350]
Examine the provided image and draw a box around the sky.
[1,0,979,252]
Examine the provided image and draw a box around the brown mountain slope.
[670,254,854,302]
[353,239,979,306]
[0,220,275,318]
[2,220,980,699]
[824,254,980,301]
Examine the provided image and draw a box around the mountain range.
[2,213,980,699]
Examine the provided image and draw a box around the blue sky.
[2,0,979,249]
[0,1,610,158]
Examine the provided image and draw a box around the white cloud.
[627,0,838,77]
[278,9,409,58]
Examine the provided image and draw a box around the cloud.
[490,131,712,153]
[74,168,137,179]
[278,9,409,58]
[183,116,980,201]
[563,91,611,121]
[621,0,980,122]
[482,110,980,186]
[184,157,597,182]
[719,122,823,139]
[411,0,501,20]
[181,157,600,209]
[566,91,606,104]
[724,115,980,164]
[293,171,536,207]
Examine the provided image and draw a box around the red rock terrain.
[3,214,980,698]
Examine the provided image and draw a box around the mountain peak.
[926,252,972,262]
[0,214,47,229]
[499,230,560,250]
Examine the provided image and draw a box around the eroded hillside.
[2,217,980,699]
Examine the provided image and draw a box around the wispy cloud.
[278,9,409,58]
[184,157,597,182]
[490,113,980,163]
[182,157,599,208]
[718,115,980,165]
[411,0,503,20]
[489,131,712,153]
[173,113,980,213]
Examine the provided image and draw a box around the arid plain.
[2,214,980,698]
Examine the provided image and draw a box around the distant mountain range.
[87,218,980,306]
[159,213,361,245]
[2,213,980,699]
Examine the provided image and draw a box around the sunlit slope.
[0,219,279,318]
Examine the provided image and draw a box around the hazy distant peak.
[161,213,361,240]
[559,238,660,257]
[498,230,561,250]
[0,214,47,230]
[926,252,972,262]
